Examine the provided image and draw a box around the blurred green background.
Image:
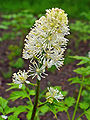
[0,0,90,18]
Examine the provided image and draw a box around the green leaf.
[79,102,89,110]
[8,91,29,101]
[48,65,56,73]
[0,116,4,120]
[64,97,75,107]
[26,111,32,120]
[61,91,68,96]
[29,90,35,95]
[26,105,33,119]
[85,109,90,120]
[7,83,25,91]
[9,58,24,68]
[0,25,8,29]
[48,103,58,115]
[0,106,3,113]
[26,88,35,96]
[68,77,81,84]
[70,56,90,65]
[39,104,49,113]
[82,90,90,104]
[8,115,20,120]
[0,97,8,109]
[13,106,27,117]
[53,86,62,91]
[1,21,11,26]
[47,101,67,116]
[4,106,16,114]
[74,66,90,76]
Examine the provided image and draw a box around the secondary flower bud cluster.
[23,8,70,70]
[12,70,30,88]
[46,87,64,103]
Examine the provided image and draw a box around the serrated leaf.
[64,97,75,107]
[79,102,89,110]
[68,77,81,84]
[47,101,67,116]
[8,91,28,101]
[4,106,16,114]
[8,115,20,120]
[85,109,90,120]
[39,104,49,113]
[70,56,90,65]
[68,77,90,85]
[83,78,90,85]
[0,97,8,109]
[48,104,58,115]
[74,66,90,76]
[13,106,27,117]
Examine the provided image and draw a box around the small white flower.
[28,60,48,80]
[12,70,30,88]
[46,87,64,103]
[1,115,8,119]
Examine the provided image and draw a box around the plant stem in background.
[31,79,40,120]
[76,112,85,120]
[67,111,71,120]
[72,76,84,120]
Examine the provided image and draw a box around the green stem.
[61,100,71,120]
[72,76,84,120]
[38,101,47,107]
[76,112,85,120]
[31,80,40,120]
[28,96,33,105]
[29,82,37,86]
[25,88,33,105]
[54,102,71,120]
[67,111,71,120]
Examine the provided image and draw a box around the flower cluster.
[12,70,30,88]
[46,87,64,103]
[23,8,70,70]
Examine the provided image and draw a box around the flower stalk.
[31,79,40,120]
[72,76,84,120]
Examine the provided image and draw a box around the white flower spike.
[23,8,70,70]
